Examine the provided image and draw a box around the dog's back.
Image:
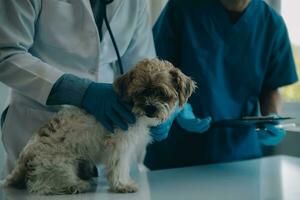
[3,107,153,194]
[3,107,100,194]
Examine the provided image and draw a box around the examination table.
[1,155,299,200]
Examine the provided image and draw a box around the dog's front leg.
[136,142,149,172]
[106,148,138,193]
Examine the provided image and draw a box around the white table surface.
[1,155,300,200]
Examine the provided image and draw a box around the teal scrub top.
[145,0,298,170]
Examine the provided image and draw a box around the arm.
[149,1,180,141]
[257,16,297,146]
[149,2,212,140]
[259,89,282,115]
[0,0,64,104]
[0,0,135,132]
[47,73,135,133]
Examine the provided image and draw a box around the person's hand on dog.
[82,82,136,133]
[176,103,212,133]
[151,103,212,141]
[150,106,181,141]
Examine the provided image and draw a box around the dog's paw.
[111,183,138,193]
[67,180,90,194]
[137,164,149,172]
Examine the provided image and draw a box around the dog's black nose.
[145,105,157,117]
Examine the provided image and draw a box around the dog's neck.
[135,116,161,127]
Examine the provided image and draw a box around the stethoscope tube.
[102,0,124,75]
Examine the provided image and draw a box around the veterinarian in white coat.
[0,0,156,177]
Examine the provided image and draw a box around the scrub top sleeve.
[153,0,180,66]
[0,0,64,105]
[121,0,156,71]
[262,21,298,91]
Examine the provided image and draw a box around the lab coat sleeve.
[0,0,64,105]
[46,74,92,107]
[153,0,181,67]
[120,0,156,70]
[262,18,298,90]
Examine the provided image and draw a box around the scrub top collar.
[214,0,257,36]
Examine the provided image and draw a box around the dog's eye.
[142,89,153,96]
[156,90,170,101]
[161,96,170,101]
[136,89,152,97]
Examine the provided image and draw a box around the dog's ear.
[170,68,196,107]
[113,72,132,101]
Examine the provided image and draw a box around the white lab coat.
[0,0,156,176]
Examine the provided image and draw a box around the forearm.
[259,89,282,115]
[46,74,92,107]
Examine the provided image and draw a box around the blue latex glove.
[82,82,136,132]
[257,123,286,146]
[176,103,212,133]
[150,107,181,141]
[151,103,212,141]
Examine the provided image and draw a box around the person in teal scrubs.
[145,0,298,170]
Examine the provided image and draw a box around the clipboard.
[212,116,295,128]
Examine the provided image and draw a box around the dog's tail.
[3,156,27,189]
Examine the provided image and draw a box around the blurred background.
[0,0,299,171]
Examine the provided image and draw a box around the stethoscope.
[101,0,124,75]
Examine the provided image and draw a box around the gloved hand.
[151,103,212,141]
[176,103,212,133]
[150,107,181,141]
[82,82,136,132]
[257,123,286,146]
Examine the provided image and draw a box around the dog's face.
[114,59,196,122]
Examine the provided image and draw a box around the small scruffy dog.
[3,59,196,195]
